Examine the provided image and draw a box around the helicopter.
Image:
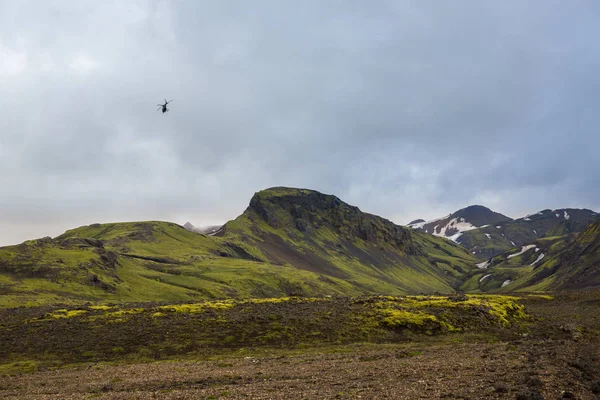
[157,99,173,113]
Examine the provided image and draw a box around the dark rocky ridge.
[217,187,478,294]
[245,187,422,256]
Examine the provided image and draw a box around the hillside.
[0,221,362,307]
[504,220,600,291]
[410,206,598,260]
[407,205,512,242]
[0,187,478,307]
[458,234,577,293]
[459,208,599,259]
[458,219,600,293]
[218,187,477,294]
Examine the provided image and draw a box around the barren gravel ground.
[1,339,599,399]
[2,291,599,399]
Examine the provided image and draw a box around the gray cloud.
[1,0,599,245]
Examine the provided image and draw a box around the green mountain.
[410,206,598,260]
[506,220,600,291]
[458,234,577,293]
[218,187,477,294]
[0,187,477,307]
[459,218,600,293]
[459,208,599,259]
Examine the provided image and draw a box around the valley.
[1,187,599,398]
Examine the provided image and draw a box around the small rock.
[495,383,509,393]
[591,381,600,394]
[561,391,575,399]
[527,377,543,388]
[515,391,544,400]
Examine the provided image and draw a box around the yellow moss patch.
[48,309,88,319]
[243,297,291,304]
[379,294,527,328]
[525,294,554,300]
[87,308,145,323]
[159,301,235,313]
[89,305,115,310]
[379,308,438,327]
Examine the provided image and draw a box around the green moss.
[47,309,88,319]
[89,305,114,310]
[159,301,235,313]
[379,309,438,327]
[0,361,39,375]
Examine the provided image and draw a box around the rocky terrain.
[1,291,599,399]
[2,186,600,398]
[409,206,599,260]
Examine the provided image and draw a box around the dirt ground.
[0,340,598,400]
[1,291,599,399]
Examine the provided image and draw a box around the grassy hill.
[0,221,365,307]
[459,219,600,293]
[506,220,600,291]
[0,187,478,307]
[458,234,577,293]
[219,187,477,295]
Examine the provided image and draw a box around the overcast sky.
[1,0,599,245]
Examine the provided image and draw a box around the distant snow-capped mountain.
[408,206,599,260]
[406,205,512,243]
[183,222,223,236]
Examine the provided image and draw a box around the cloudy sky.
[1,0,599,245]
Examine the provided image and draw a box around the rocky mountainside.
[457,218,600,293]
[409,206,598,260]
[407,205,512,242]
[0,187,477,307]
[458,234,577,293]
[219,187,477,295]
[458,208,599,259]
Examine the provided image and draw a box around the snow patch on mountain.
[564,210,570,220]
[476,260,490,269]
[501,280,511,287]
[531,253,545,266]
[433,217,478,237]
[479,274,492,282]
[508,244,536,259]
[448,232,463,242]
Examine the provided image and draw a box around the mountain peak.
[407,205,512,243]
[247,187,363,232]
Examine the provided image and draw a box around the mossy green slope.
[458,235,576,293]
[0,187,479,307]
[0,221,360,307]
[219,187,478,295]
[506,220,600,291]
